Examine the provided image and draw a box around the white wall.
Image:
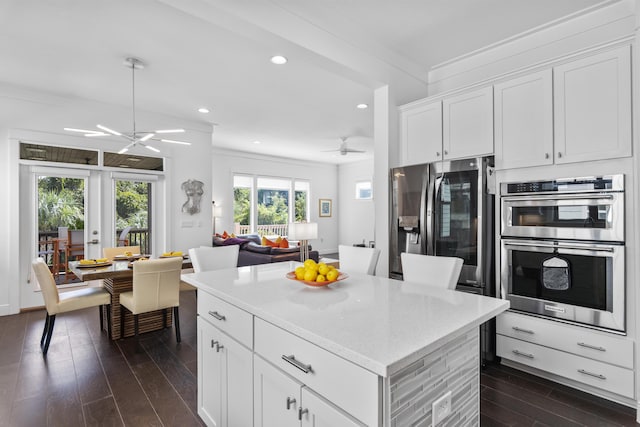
[211,148,338,254]
[0,86,213,313]
[337,159,374,248]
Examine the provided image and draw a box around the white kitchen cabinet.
[554,46,631,164]
[494,70,553,169]
[399,99,442,165]
[443,86,493,160]
[254,355,301,427]
[198,318,253,427]
[300,387,364,427]
[496,311,635,399]
[254,355,364,427]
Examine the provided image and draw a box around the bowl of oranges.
[286,259,348,287]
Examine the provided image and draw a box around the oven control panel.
[502,175,622,195]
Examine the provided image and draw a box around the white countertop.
[182,261,509,377]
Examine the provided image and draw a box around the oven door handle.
[502,194,615,202]
[502,240,615,253]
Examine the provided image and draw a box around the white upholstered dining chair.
[181,245,240,292]
[119,257,182,341]
[32,257,112,355]
[338,245,381,275]
[400,253,463,290]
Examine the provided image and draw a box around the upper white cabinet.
[494,69,554,169]
[443,86,494,160]
[554,46,631,164]
[399,99,442,165]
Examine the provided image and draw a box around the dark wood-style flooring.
[0,290,637,426]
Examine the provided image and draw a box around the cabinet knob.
[544,153,550,159]
[286,397,296,410]
[557,152,563,158]
[436,151,441,157]
[298,407,309,421]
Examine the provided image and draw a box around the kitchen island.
[182,262,509,427]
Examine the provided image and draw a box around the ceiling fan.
[323,137,365,156]
[64,57,191,154]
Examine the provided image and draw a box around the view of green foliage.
[234,187,250,225]
[116,181,149,229]
[234,186,309,231]
[38,177,84,231]
[257,190,289,225]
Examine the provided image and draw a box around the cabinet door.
[554,46,631,164]
[494,70,553,169]
[400,100,443,165]
[254,356,301,427]
[224,332,253,427]
[300,387,365,427]
[443,86,493,160]
[198,319,225,427]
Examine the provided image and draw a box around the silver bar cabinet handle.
[578,369,606,380]
[298,407,308,421]
[577,342,606,352]
[512,326,534,334]
[211,340,218,348]
[512,349,534,359]
[208,311,226,321]
[282,355,312,374]
[215,342,224,352]
[286,397,296,410]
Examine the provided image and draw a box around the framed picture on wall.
[319,199,332,217]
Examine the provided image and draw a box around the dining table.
[69,256,193,340]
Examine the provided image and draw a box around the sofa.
[212,234,319,267]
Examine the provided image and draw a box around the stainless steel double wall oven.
[500,175,625,333]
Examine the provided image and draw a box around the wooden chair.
[400,253,463,290]
[119,257,182,341]
[182,245,240,292]
[103,245,141,260]
[338,245,381,275]
[32,258,111,355]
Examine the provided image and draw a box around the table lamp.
[288,222,318,262]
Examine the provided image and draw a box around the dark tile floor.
[0,289,637,426]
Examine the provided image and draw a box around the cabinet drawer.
[498,335,634,398]
[497,311,633,369]
[198,291,253,349]
[254,318,379,427]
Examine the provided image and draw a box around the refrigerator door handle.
[425,173,440,256]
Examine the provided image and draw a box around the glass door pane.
[115,179,151,255]
[36,175,86,284]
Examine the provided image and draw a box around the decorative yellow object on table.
[161,251,183,257]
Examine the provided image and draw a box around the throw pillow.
[262,236,279,247]
[279,238,289,248]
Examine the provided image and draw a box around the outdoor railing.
[233,224,289,237]
[38,228,151,260]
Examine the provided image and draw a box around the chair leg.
[134,314,139,337]
[106,305,112,339]
[40,313,50,347]
[173,306,181,343]
[120,305,125,339]
[42,314,56,355]
[99,305,104,331]
[162,308,167,328]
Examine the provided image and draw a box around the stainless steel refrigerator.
[390,156,496,361]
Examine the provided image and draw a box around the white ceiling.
[0,0,607,164]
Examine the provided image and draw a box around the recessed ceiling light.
[198,107,210,114]
[356,103,368,109]
[270,55,288,65]
[253,140,261,144]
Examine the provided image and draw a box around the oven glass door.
[501,239,625,332]
[501,193,623,241]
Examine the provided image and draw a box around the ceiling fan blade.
[96,124,122,136]
[85,132,109,137]
[159,138,191,146]
[344,148,365,153]
[64,127,102,134]
[321,149,340,152]
[138,133,155,142]
[117,142,135,154]
[155,129,185,134]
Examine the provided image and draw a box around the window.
[355,181,372,200]
[233,175,309,236]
